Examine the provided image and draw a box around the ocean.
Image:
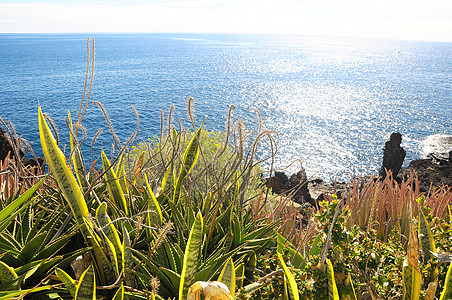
[0,33,451,181]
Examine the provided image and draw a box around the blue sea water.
[0,33,451,181]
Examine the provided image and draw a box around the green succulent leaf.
[0,261,18,289]
[326,258,339,300]
[277,252,299,300]
[402,263,421,300]
[217,258,236,297]
[179,212,203,300]
[38,106,90,239]
[0,177,46,232]
[440,262,452,300]
[173,124,203,204]
[101,150,128,215]
[56,267,77,298]
[75,264,96,300]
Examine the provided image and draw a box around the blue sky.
[0,0,451,42]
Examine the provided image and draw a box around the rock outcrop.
[379,132,406,179]
[399,152,452,193]
[0,127,24,161]
[266,168,314,206]
[0,126,45,174]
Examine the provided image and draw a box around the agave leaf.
[160,267,181,290]
[235,263,245,289]
[179,212,203,300]
[17,232,47,263]
[131,248,176,293]
[75,265,96,300]
[217,258,236,296]
[101,150,128,215]
[174,125,203,204]
[123,228,136,288]
[419,209,436,262]
[0,233,20,255]
[0,261,18,289]
[0,286,52,299]
[440,262,452,300]
[56,267,77,298]
[96,202,123,276]
[38,107,90,237]
[276,233,304,268]
[0,177,46,232]
[277,252,299,300]
[68,111,89,191]
[326,259,339,300]
[144,173,163,226]
[35,225,77,261]
[402,264,421,300]
[243,282,262,294]
[162,237,179,273]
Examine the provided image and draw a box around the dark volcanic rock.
[399,155,452,193]
[0,127,24,161]
[1,126,45,173]
[266,167,313,206]
[379,132,406,179]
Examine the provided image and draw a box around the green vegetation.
[0,40,451,299]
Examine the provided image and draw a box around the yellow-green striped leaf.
[446,204,451,225]
[218,258,236,296]
[440,262,452,300]
[68,111,89,191]
[235,262,245,289]
[419,209,436,262]
[123,228,136,288]
[326,259,339,300]
[38,106,89,235]
[179,212,203,300]
[101,150,128,215]
[84,217,114,285]
[173,126,203,203]
[75,265,96,300]
[0,261,18,289]
[144,173,163,226]
[96,202,123,276]
[55,267,77,298]
[277,252,299,300]
[402,263,421,300]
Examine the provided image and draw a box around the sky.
[0,0,451,42]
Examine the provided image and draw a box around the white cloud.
[0,0,451,41]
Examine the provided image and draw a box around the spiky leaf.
[75,265,96,300]
[179,212,203,300]
[56,267,77,298]
[277,252,299,300]
[326,259,339,300]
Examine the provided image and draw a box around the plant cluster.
[0,39,451,300]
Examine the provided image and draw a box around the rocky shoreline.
[266,132,452,207]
